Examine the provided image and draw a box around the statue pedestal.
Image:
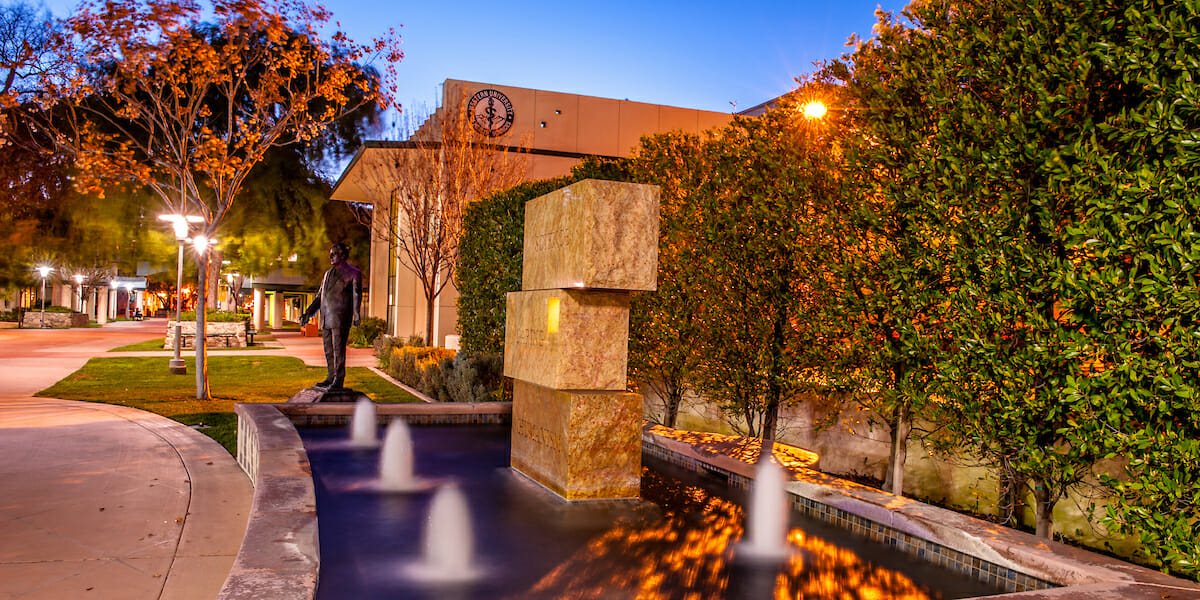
[287,387,371,404]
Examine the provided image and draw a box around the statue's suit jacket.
[303,263,362,330]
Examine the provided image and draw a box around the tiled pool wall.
[642,435,1057,595]
[285,412,509,427]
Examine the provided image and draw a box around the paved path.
[0,319,253,600]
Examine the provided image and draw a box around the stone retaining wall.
[21,312,88,328]
[165,320,249,349]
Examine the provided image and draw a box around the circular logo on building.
[467,89,514,137]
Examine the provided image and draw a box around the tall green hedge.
[456,177,573,356]
[455,158,631,357]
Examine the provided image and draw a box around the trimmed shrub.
[442,353,505,403]
[456,159,629,358]
[374,335,401,369]
[180,309,247,322]
[349,316,386,348]
[388,346,456,392]
[456,177,572,357]
[380,346,503,402]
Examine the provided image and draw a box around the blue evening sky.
[39,0,909,115]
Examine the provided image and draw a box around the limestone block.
[522,179,660,292]
[21,312,88,328]
[503,289,630,391]
[510,379,641,500]
[164,320,248,349]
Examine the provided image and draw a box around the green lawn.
[37,356,418,453]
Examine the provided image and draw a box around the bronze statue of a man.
[301,243,362,390]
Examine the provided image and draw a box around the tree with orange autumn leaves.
[29,0,399,399]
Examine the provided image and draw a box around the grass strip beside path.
[36,356,418,453]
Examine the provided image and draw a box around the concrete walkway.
[0,319,253,600]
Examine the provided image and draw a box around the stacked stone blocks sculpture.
[504,179,660,501]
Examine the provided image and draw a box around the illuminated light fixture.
[157,214,204,241]
[73,274,85,313]
[192,235,216,254]
[802,101,827,120]
[546,297,560,335]
[36,266,52,328]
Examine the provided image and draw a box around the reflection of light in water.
[510,470,934,600]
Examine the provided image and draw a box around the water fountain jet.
[405,483,482,583]
[737,457,791,562]
[349,397,378,448]
[378,419,426,492]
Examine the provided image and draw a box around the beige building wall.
[366,208,391,325]
[333,79,735,347]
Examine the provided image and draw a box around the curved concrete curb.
[224,402,513,600]
[220,404,319,600]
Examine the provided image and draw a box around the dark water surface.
[302,426,1002,600]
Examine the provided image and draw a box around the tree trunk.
[663,382,683,429]
[424,290,436,347]
[883,406,911,496]
[194,256,210,400]
[998,465,1027,526]
[758,301,786,464]
[206,249,221,309]
[742,401,759,439]
[1032,478,1055,539]
[760,400,779,464]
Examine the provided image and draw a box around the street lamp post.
[36,266,52,328]
[159,214,204,375]
[72,274,86,315]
